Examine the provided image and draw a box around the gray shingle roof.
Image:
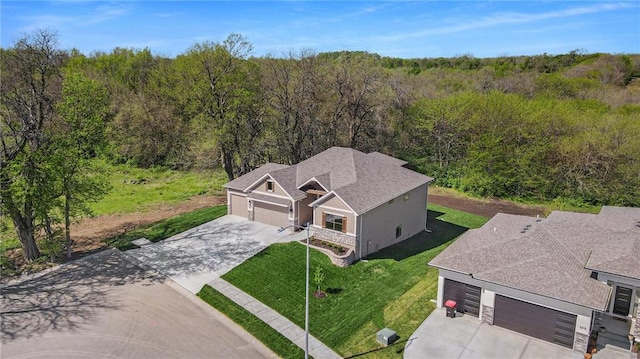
[223,147,433,214]
[429,206,640,311]
[224,163,290,191]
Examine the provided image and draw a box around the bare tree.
[261,50,324,164]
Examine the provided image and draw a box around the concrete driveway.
[404,308,587,359]
[127,215,307,293]
[0,249,275,359]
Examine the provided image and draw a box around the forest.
[1,29,639,261]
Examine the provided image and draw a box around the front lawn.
[221,204,487,358]
[198,285,308,359]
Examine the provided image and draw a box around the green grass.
[221,205,488,359]
[107,205,228,250]
[91,161,228,215]
[197,285,309,359]
[1,162,228,252]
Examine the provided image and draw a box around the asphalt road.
[0,249,275,359]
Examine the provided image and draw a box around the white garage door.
[230,194,247,218]
[253,202,288,227]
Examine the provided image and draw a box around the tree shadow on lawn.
[365,209,469,261]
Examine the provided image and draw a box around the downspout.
[425,184,431,233]
[358,211,364,260]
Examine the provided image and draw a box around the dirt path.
[4,191,545,277]
[70,192,544,254]
[68,191,542,253]
[70,195,226,254]
[429,193,546,218]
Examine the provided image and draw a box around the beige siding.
[252,177,289,198]
[229,191,247,218]
[297,195,315,227]
[314,207,355,234]
[357,183,428,258]
[321,195,351,211]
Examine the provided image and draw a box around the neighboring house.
[224,147,433,260]
[429,206,640,353]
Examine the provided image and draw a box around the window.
[403,193,410,201]
[396,225,402,238]
[266,180,274,192]
[324,213,344,232]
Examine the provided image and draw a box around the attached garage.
[230,193,247,218]
[253,201,289,227]
[443,279,481,317]
[494,295,576,349]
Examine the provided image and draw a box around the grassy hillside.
[91,161,228,215]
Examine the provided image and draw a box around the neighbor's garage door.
[494,295,576,349]
[443,279,481,317]
[230,194,247,218]
[253,202,288,227]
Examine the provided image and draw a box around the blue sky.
[2,1,639,58]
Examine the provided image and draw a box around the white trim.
[244,173,272,192]
[297,176,330,192]
[308,191,357,215]
[320,210,352,235]
[227,190,248,197]
[248,200,253,211]
[317,205,352,214]
[251,198,289,208]
[251,192,290,201]
[244,173,295,201]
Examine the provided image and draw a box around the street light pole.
[278,222,311,359]
[304,223,310,359]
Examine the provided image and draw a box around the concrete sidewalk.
[127,215,308,293]
[209,277,342,359]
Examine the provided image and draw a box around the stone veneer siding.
[312,227,356,247]
[573,332,588,353]
[248,209,254,221]
[481,306,494,325]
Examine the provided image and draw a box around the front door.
[612,285,632,316]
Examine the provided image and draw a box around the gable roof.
[224,147,433,214]
[224,163,290,191]
[429,207,640,311]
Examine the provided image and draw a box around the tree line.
[2,29,639,261]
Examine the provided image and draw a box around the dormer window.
[266,180,274,192]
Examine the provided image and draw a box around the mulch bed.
[301,237,348,256]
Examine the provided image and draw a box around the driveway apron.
[126,215,307,293]
[404,308,591,359]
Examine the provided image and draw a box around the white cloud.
[375,2,637,42]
